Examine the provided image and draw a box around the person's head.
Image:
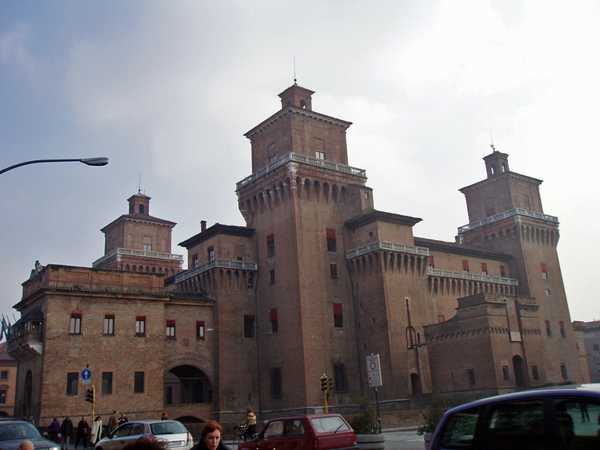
[246,407,254,414]
[82,417,87,421]
[122,438,167,450]
[95,416,101,422]
[18,441,34,450]
[201,421,223,450]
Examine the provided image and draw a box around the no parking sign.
[366,354,382,387]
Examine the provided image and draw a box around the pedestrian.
[118,413,128,426]
[18,441,34,450]
[241,408,256,441]
[49,418,60,443]
[191,421,230,450]
[61,416,73,450]
[107,411,119,434]
[90,416,103,446]
[161,412,168,421]
[75,416,90,449]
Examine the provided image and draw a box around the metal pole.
[0,157,108,175]
[374,388,381,433]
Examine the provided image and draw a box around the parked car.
[94,420,193,450]
[238,413,357,450]
[0,419,60,450]
[427,383,600,450]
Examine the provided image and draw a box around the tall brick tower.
[458,150,582,383]
[236,84,373,410]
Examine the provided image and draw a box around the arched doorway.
[410,373,422,395]
[512,355,526,388]
[164,365,212,404]
[24,370,33,417]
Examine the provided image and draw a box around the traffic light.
[85,388,95,403]
[320,374,328,392]
[327,377,334,392]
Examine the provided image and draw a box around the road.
[382,429,425,450]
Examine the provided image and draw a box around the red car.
[237,414,358,450]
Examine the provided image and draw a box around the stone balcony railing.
[236,152,367,191]
[427,267,519,286]
[175,259,258,284]
[458,208,559,234]
[346,241,430,260]
[92,248,184,268]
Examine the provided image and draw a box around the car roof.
[119,420,182,424]
[444,383,600,415]
[264,414,345,421]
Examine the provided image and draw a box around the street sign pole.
[366,354,383,433]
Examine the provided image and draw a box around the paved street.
[383,429,425,450]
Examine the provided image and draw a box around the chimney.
[201,220,207,232]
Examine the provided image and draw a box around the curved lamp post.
[0,157,109,175]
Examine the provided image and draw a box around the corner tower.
[458,150,583,385]
[236,84,373,411]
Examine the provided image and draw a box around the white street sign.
[367,354,382,387]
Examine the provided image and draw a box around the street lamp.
[0,157,109,175]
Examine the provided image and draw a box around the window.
[247,273,255,289]
[558,400,600,440]
[467,369,476,386]
[541,263,548,280]
[269,155,277,164]
[166,320,176,339]
[70,313,82,334]
[594,344,599,356]
[134,372,144,393]
[326,229,337,252]
[485,198,496,217]
[244,315,255,339]
[314,138,325,160]
[136,316,146,337]
[104,315,115,335]
[271,368,282,397]
[438,315,445,323]
[500,265,506,278]
[0,390,5,405]
[196,321,206,340]
[481,262,488,276]
[462,260,469,273]
[560,364,568,380]
[437,406,482,449]
[102,372,113,395]
[192,254,198,268]
[208,246,215,261]
[67,372,78,395]
[270,309,278,333]
[334,364,348,393]
[143,244,152,251]
[545,320,552,337]
[330,263,338,278]
[532,366,539,381]
[597,363,600,374]
[333,303,344,328]
[269,270,275,284]
[267,234,275,258]
[316,151,325,160]
[0,371,7,381]
[502,366,510,381]
[559,321,566,338]
[429,255,435,268]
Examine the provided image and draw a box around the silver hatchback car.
[94,420,193,450]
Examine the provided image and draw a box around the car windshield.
[0,423,42,441]
[150,422,187,435]
[310,417,350,434]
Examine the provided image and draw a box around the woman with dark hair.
[192,421,229,450]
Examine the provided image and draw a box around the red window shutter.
[545,320,550,330]
[71,313,82,318]
[560,322,564,331]
[267,234,274,243]
[500,265,506,274]
[481,263,487,272]
[438,315,445,323]
[196,320,205,327]
[166,320,175,327]
[105,314,115,319]
[207,246,214,252]
[333,303,343,317]
[541,263,547,272]
[136,316,146,321]
[326,229,336,240]
[270,308,278,321]
[462,260,469,271]
[244,314,255,320]
[429,255,435,267]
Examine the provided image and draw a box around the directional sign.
[82,369,91,381]
[366,354,382,387]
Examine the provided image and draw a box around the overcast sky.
[1,1,599,328]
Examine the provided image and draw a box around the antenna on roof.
[293,55,297,85]
[490,129,496,152]
[138,173,143,194]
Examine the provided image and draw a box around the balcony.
[92,248,184,267]
[346,241,430,260]
[8,331,43,361]
[175,259,258,284]
[458,208,559,234]
[427,267,519,286]
[236,152,367,191]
